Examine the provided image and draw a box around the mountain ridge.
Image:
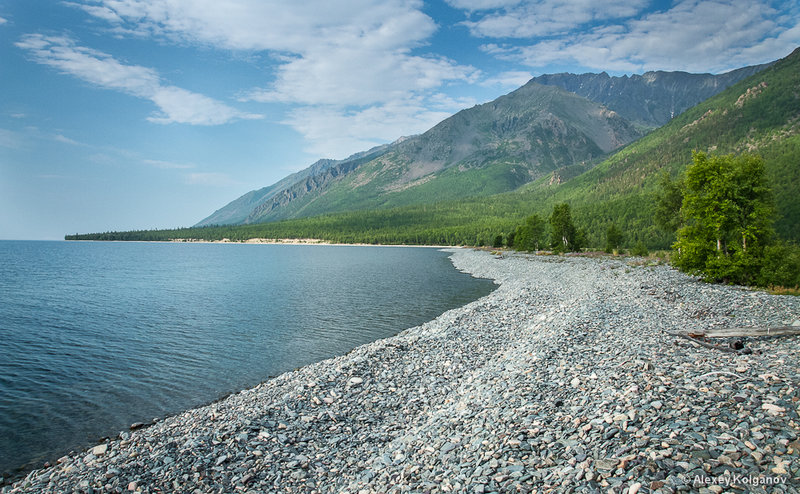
[241,82,642,224]
[531,63,772,129]
[197,62,770,227]
[66,48,800,246]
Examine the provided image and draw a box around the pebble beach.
[5,248,799,493]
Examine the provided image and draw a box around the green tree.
[654,171,684,234]
[550,203,580,252]
[605,223,624,253]
[492,234,504,248]
[673,152,774,284]
[514,214,546,251]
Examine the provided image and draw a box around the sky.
[1,0,798,239]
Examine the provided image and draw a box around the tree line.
[505,151,799,289]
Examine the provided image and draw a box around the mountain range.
[196,61,772,228]
[71,48,799,248]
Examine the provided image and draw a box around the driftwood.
[669,331,742,353]
[690,326,800,339]
[670,325,800,353]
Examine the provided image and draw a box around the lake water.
[0,241,495,476]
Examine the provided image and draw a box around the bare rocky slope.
[531,63,772,129]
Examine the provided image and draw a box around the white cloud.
[0,16,8,25]
[148,86,261,125]
[450,0,648,38]
[53,133,84,146]
[446,0,523,9]
[469,0,800,74]
[15,34,260,125]
[285,100,461,157]
[72,0,436,51]
[70,0,479,157]
[247,50,477,107]
[63,2,122,23]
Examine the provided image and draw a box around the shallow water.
[0,241,495,475]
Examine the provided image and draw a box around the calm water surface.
[0,241,495,475]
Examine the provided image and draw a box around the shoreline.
[5,250,799,493]
[66,238,453,248]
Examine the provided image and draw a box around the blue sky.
[1,0,798,239]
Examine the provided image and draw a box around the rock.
[629,482,642,494]
[570,377,581,388]
[594,458,618,471]
[92,444,108,456]
[348,377,364,386]
[762,403,785,415]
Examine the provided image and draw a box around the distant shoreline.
[64,237,454,248]
[168,237,451,248]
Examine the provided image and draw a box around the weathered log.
[669,331,741,353]
[686,326,800,339]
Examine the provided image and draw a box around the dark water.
[0,241,495,475]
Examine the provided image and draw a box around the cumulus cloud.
[71,0,436,51]
[15,34,260,125]
[449,0,648,38]
[68,0,479,157]
[446,0,524,9]
[71,0,476,106]
[460,0,800,73]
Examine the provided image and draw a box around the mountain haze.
[195,145,391,227]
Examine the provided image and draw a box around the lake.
[0,241,495,476]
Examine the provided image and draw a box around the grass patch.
[766,285,800,296]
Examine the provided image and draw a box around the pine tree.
[550,203,580,252]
